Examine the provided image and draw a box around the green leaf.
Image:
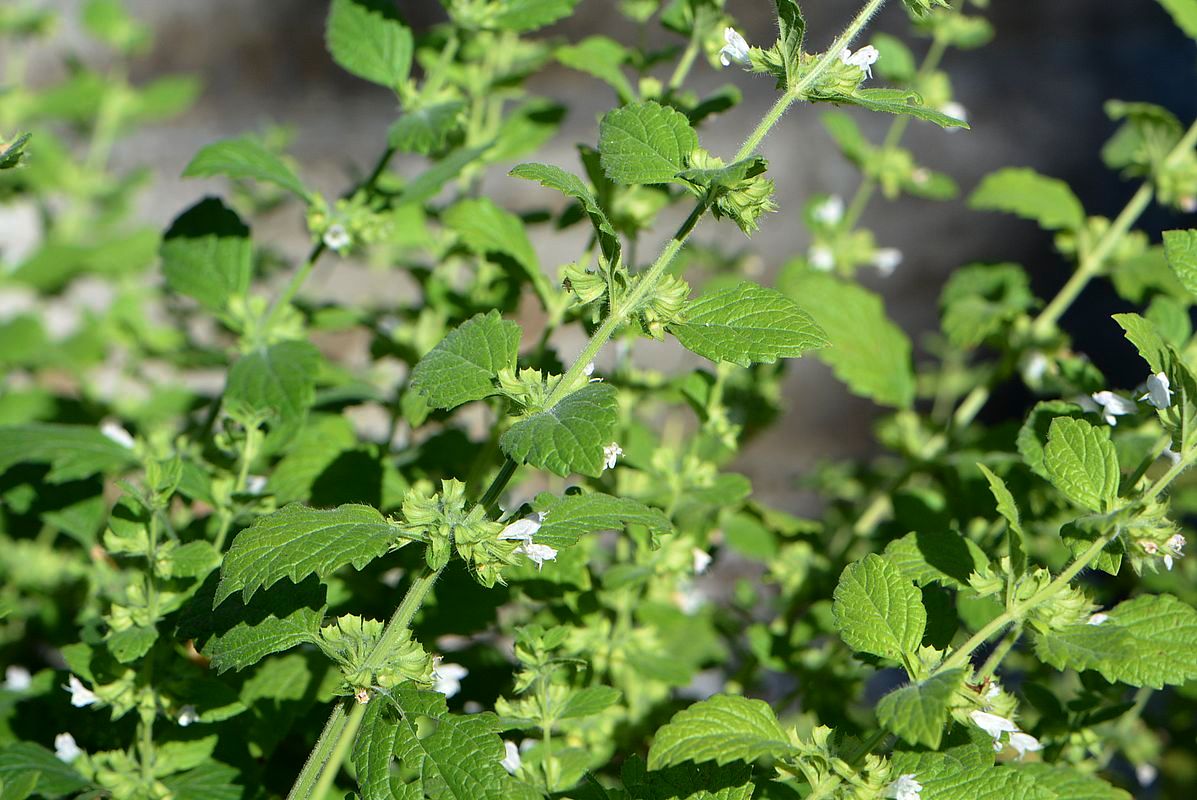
[107,625,158,663]
[216,503,415,604]
[530,491,671,548]
[1163,229,1197,297]
[969,167,1086,231]
[675,155,767,191]
[1060,516,1124,576]
[510,162,621,267]
[225,340,322,445]
[598,101,698,185]
[409,311,521,411]
[559,685,622,719]
[939,263,1035,348]
[0,743,88,798]
[833,553,926,661]
[442,198,552,306]
[1113,312,1197,449]
[160,197,252,312]
[773,0,805,87]
[1017,400,1086,480]
[326,0,413,88]
[1035,594,1197,688]
[1157,0,1197,40]
[668,282,827,367]
[0,133,31,169]
[556,36,635,102]
[782,272,916,408]
[884,530,990,590]
[500,383,619,477]
[160,763,243,800]
[647,694,796,769]
[824,88,970,129]
[1043,417,1121,513]
[1013,764,1131,800]
[182,136,309,200]
[490,0,581,31]
[977,464,1027,580]
[388,100,465,154]
[890,750,1050,800]
[622,754,754,800]
[876,669,965,748]
[0,423,137,482]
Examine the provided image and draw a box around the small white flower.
[1020,351,1050,384]
[354,688,371,705]
[1007,731,1042,760]
[692,548,713,575]
[839,44,880,79]
[969,710,1018,742]
[4,666,32,692]
[244,474,268,495]
[674,580,705,615]
[583,361,595,377]
[1163,446,1182,466]
[1136,763,1158,786]
[602,442,623,471]
[100,421,135,449]
[719,27,751,68]
[984,681,1002,700]
[1141,371,1172,409]
[1180,196,1197,213]
[883,773,923,800]
[813,195,844,225]
[177,705,200,726]
[500,740,522,774]
[1090,390,1137,426]
[323,223,351,253]
[1164,533,1186,571]
[872,248,903,277]
[808,245,835,272]
[498,517,541,543]
[911,167,931,186]
[432,661,468,698]
[940,101,968,126]
[1142,540,1159,555]
[55,732,83,763]
[1087,612,1109,626]
[516,542,558,571]
[65,675,98,708]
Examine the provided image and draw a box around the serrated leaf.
[647,694,796,769]
[1163,229,1197,297]
[977,464,1027,580]
[782,272,915,408]
[510,161,620,267]
[598,101,698,185]
[160,197,252,312]
[491,0,581,31]
[1013,764,1130,800]
[326,0,412,88]
[559,685,622,719]
[823,88,970,129]
[1113,312,1197,449]
[1018,400,1086,479]
[160,763,243,800]
[1060,516,1124,576]
[225,340,321,446]
[833,554,926,661]
[675,155,767,190]
[884,530,990,590]
[442,198,552,306]
[107,625,158,663]
[500,383,619,477]
[182,136,308,200]
[1157,0,1197,40]
[217,503,414,604]
[0,133,31,169]
[774,0,805,87]
[876,669,964,748]
[940,263,1035,348]
[531,491,671,548]
[669,282,827,367]
[1043,417,1120,513]
[409,311,521,410]
[0,743,88,798]
[177,574,327,673]
[622,754,754,800]
[388,100,464,154]
[1034,593,1197,688]
[890,750,1052,800]
[0,423,137,482]
[969,167,1085,231]
[556,36,635,102]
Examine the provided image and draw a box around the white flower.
[984,680,1002,700]
[674,580,705,615]
[1142,540,1159,555]
[692,548,713,575]
[432,661,468,698]
[1020,351,1049,384]
[323,223,351,253]
[584,361,595,377]
[1163,446,1182,466]
[873,248,903,277]
[244,474,268,495]
[602,442,623,471]
[813,195,844,225]
[883,773,923,800]
[1180,196,1197,213]
[177,705,200,726]
[839,44,880,79]
[1136,763,1158,786]
[100,421,135,449]
[4,665,32,691]
[1086,612,1109,626]
[940,100,968,127]
[1008,731,1042,760]
[55,732,82,763]
[969,710,1018,743]
[1141,371,1172,409]
[719,27,751,68]
[1090,390,1137,426]
[516,542,558,571]
[354,688,371,705]
[498,517,541,543]
[1164,533,1186,571]
[65,675,98,708]
[808,245,835,272]
[911,167,931,186]
[500,740,522,774]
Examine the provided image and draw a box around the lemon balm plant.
[3,0,1197,798]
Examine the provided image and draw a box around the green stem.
[363,566,442,674]
[976,623,1021,680]
[287,702,350,800]
[667,30,700,91]
[311,701,368,799]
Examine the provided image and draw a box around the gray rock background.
[19,0,1197,509]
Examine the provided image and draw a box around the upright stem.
[286,703,350,800]
[310,702,368,799]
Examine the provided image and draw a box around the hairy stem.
[310,702,368,799]
[286,702,350,800]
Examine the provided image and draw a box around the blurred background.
[8,0,1197,508]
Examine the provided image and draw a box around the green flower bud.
[641,274,690,339]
